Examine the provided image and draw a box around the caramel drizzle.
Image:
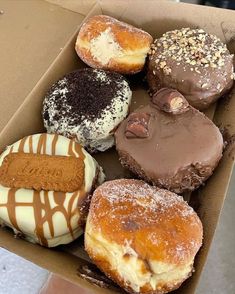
[0,134,86,247]
[68,139,76,157]
[51,134,58,155]
[33,190,48,246]
[0,203,32,207]
[6,188,20,231]
[29,136,33,153]
[37,133,47,154]
[43,191,54,237]
[53,191,75,239]
[18,136,27,152]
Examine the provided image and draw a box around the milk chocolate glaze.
[147,28,234,110]
[115,90,223,193]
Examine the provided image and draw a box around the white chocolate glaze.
[0,134,104,247]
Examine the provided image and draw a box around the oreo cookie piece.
[42,68,132,152]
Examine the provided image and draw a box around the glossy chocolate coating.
[147,28,234,110]
[152,88,189,114]
[115,94,223,193]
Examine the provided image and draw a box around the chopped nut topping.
[190,60,197,65]
[170,97,184,110]
[163,66,172,75]
[160,61,166,68]
[202,83,208,88]
[148,28,230,71]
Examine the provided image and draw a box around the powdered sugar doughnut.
[42,68,132,153]
[85,179,203,294]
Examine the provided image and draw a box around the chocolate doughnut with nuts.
[147,28,234,110]
[115,88,223,193]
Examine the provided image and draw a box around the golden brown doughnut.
[75,15,153,74]
[85,179,203,294]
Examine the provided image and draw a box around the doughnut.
[147,28,234,110]
[0,133,104,247]
[85,179,203,294]
[115,88,223,194]
[75,15,153,74]
[42,68,132,153]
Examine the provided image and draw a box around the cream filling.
[85,221,193,292]
[89,28,123,66]
[77,39,149,66]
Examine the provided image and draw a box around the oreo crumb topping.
[42,68,132,152]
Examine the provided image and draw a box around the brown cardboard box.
[0,0,92,132]
[0,1,235,293]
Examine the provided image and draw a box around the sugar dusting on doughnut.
[85,179,203,294]
[76,15,153,74]
[89,179,201,264]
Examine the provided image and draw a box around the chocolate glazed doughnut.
[147,28,234,110]
[115,88,224,194]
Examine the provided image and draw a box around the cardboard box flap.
[46,0,235,52]
[101,0,235,43]
[0,0,86,132]
[45,0,96,15]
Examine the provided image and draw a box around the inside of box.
[0,1,235,294]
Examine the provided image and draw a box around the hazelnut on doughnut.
[115,89,223,193]
[147,28,234,110]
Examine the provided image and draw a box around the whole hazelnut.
[152,88,189,114]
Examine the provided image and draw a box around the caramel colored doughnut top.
[89,179,203,265]
[147,28,234,109]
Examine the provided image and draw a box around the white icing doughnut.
[0,133,104,247]
[42,68,132,153]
